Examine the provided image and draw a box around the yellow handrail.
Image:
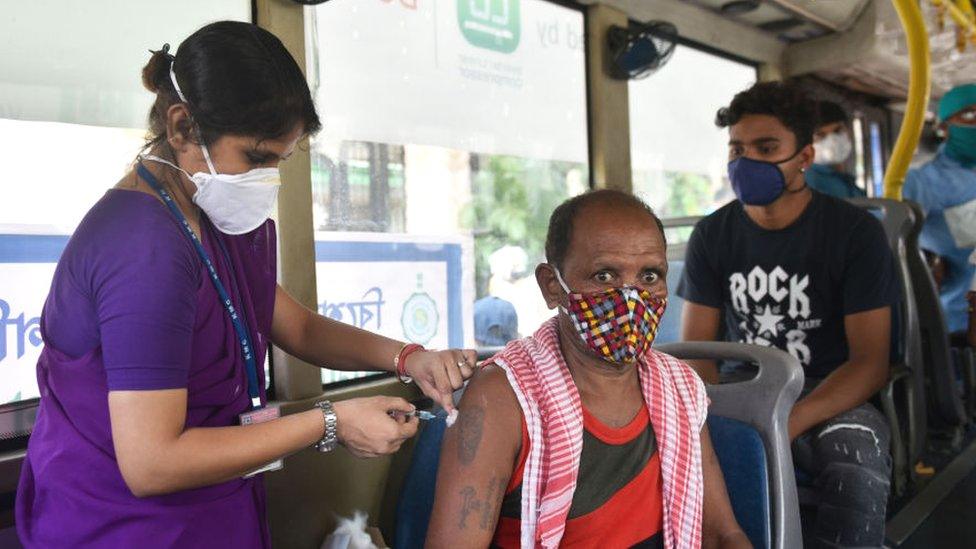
[952,0,976,34]
[932,0,976,39]
[886,0,931,199]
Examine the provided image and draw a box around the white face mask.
[142,153,281,235]
[814,132,853,165]
[141,64,282,235]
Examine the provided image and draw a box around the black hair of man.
[816,100,849,127]
[715,80,817,149]
[544,189,665,270]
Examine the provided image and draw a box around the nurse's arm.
[109,389,417,497]
[426,366,521,549]
[271,285,476,411]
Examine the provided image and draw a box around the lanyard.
[137,163,263,409]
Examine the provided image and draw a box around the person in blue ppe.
[474,296,519,348]
[903,83,976,334]
[807,101,866,199]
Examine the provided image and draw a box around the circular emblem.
[401,291,439,345]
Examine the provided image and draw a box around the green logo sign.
[458,0,521,53]
[401,274,440,345]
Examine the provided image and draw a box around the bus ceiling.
[588,1,974,102]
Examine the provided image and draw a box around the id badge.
[239,406,284,478]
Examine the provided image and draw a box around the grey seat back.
[657,342,803,549]
[902,199,967,427]
[655,216,703,346]
[848,198,931,458]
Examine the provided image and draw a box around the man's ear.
[799,142,815,170]
[165,103,196,153]
[535,263,563,310]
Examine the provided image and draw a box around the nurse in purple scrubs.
[16,21,476,548]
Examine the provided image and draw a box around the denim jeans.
[793,402,892,548]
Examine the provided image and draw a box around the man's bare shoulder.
[454,364,522,440]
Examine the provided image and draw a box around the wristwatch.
[314,400,339,453]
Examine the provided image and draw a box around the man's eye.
[729,148,743,159]
[595,272,613,283]
[642,272,660,284]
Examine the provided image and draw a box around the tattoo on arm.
[458,486,478,530]
[457,475,505,531]
[457,405,486,465]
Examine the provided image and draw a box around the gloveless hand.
[333,396,418,458]
[404,349,478,412]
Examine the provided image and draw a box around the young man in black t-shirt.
[678,81,898,549]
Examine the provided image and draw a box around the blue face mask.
[727,149,805,206]
[946,124,976,167]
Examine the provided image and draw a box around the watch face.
[322,438,339,452]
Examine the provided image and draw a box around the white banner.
[0,230,475,400]
[308,0,588,163]
[0,264,50,403]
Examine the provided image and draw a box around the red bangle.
[395,343,425,383]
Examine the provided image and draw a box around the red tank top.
[492,405,664,548]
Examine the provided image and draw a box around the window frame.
[0,0,761,446]
[302,0,592,390]
[626,25,760,224]
[0,2,258,453]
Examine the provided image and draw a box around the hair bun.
[141,44,174,94]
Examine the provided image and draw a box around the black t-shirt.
[677,191,899,378]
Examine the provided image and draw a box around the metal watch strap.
[314,400,338,453]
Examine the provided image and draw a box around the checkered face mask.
[555,268,667,365]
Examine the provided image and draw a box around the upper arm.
[270,284,315,355]
[682,301,722,342]
[844,307,891,371]
[681,303,722,384]
[677,223,724,309]
[842,217,899,317]
[109,388,189,496]
[426,365,522,549]
[902,169,932,213]
[92,223,198,392]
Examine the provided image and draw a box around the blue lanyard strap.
[137,163,262,409]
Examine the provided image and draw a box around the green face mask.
[946,124,976,167]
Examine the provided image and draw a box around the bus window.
[304,0,589,385]
[852,115,868,193]
[0,1,251,407]
[629,44,756,243]
[870,121,885,197]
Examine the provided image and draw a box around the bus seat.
[706,415,770,548]
[394,412,447,549]
[655,259,687,345]
[657,341,803,549]
[902,199,970,431]
[849,197,930,492]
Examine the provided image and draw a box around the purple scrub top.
[16,189,277,548]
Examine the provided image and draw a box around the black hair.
[816,100,849,127]
[141,21,321,148]
[715,80,817,149]
[544,189,665,270]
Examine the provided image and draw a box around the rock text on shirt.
[728,266,820,366]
